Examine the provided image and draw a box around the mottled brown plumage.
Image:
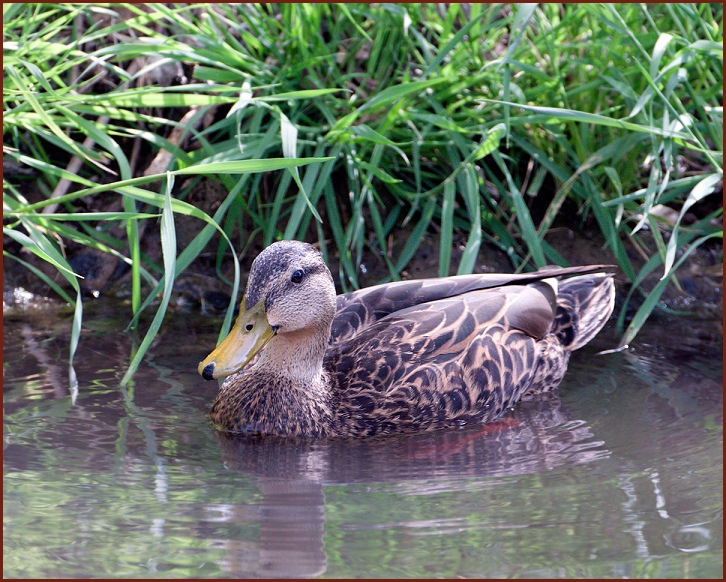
[200,240,615,438]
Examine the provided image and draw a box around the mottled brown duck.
[199,240,615,438]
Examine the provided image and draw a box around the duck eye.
[245,323,254,331]
[290,269,304,284]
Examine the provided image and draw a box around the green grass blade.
[457,165,482,275]
[12,212,160,221]
[4,226,77,280]
[618,231,723,350]
[485,99,692,140]
[493,151,545,268]
[421,10,488,79]
[438,180,455,277]
[330,78,446,133]
[662,172,721,277]
[173,158,334,175]
[395,199,436,272]
[473,123,507,161]
[120,174,177,386]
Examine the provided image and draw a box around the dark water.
[3,297,723,578]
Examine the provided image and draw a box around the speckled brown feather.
[324,285,561,436]
[208,241,615,438]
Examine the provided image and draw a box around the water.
[3,298,722,578]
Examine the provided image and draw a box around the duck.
[199,240,615,438]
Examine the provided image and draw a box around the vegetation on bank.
[3,3,722,384]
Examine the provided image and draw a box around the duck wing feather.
[330,265,612,346]
[324,282,563,436]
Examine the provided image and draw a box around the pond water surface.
[3,296,723,578]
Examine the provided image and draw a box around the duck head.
[198,240,336,380]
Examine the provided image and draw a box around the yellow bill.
[198,299,276,380]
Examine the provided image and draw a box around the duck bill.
[198,299,276,381]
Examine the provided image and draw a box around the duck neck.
[256,325,331,393]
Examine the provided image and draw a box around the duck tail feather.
[553,274,615,351]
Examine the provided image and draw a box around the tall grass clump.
[3,3,722,384]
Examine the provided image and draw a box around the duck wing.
[324,281,562,436]
[330,265,612,346]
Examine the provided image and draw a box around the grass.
[3,3,722,384]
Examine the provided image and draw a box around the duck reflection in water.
[205,390,608,578]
